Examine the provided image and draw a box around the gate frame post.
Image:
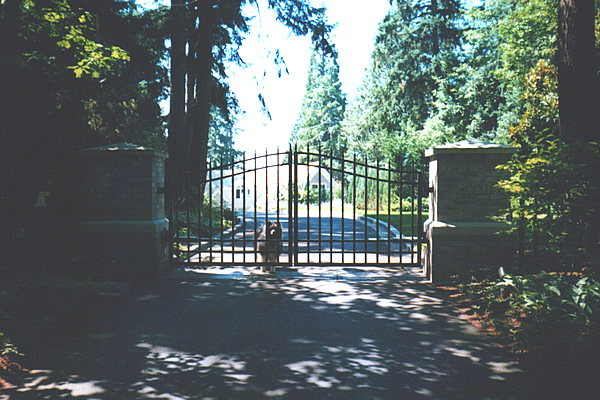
[424,140,517,284]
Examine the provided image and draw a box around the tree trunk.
[189,2,214,194]
[169,0,187,172]
[558,0,600,262]
[557,0,599,144]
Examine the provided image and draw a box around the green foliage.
[208,106,243,168]
[497,60,600,265]
[495,0,557,90]
[401,197,428,212]
[346,165,393,211]
[498,273,600,329]
[0,332,20,357]
[291,43,347,160]
[344,0,560,165]
[297,182,330,205]
[176,199,235,239]
[17,0,131,79]
[344,0,463,164]
[497,273,600,348]
[456,272,600,351]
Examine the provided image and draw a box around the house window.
[236,188,241,199]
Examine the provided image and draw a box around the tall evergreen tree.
[290,43,346,159]
[344,0,462,164]
[207,106,243,168]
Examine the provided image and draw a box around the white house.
[205,162,336,211]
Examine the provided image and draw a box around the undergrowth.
[452,270,600,354]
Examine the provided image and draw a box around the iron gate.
[168,147,427,268]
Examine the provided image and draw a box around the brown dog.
[255,220,282,273]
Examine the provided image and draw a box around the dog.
[255,220,283,273]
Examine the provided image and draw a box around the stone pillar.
[424,140,516,284]
[81,143,169,275]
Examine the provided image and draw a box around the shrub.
[175,200,235,238]
[497,273,600,336]
[298,182,330,205]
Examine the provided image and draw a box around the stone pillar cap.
[83,142,167,158]
[425,139,515,157]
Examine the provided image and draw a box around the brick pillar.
[424,140,517,284]
[81,143,169,275]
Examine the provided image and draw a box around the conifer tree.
[345,0,462,165]
[291,43,346,159]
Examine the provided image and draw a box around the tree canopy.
[0,0,169,264]
[290,42,346,159]
[167,0,334,182]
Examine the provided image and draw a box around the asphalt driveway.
[4,266,526,399]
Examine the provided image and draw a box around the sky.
[140,0,392,154]
[226,0,392,154]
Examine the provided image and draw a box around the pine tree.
[207,106,243,169]
[291,43,346,159]
[344,0,462,165]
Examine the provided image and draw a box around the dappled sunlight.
[8,266,524,399]
[15,370,107,397]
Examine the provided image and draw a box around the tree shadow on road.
[5,267,527,399]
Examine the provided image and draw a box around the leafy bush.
[497,273,600,339]
[298,182,330,205]
[497,60,600,268]
[456,272,600,351]
[400,197,429,212]
[175,200,235,238]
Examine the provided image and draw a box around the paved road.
[4,267,528,399]
[197,211,416,265]
[237,211,388,251]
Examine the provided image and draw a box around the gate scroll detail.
[168,147,426,268]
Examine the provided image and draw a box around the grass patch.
[366,211,428,236]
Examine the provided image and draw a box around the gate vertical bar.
[254,151,257,264]
[243,152,247,264]
[318,146,322,265]
[399,162,404,263]
[294,145,299,266]
[231,153,236,263]
[276,148,281,265]
[306,145,310,264]
[376,160,380,264]
[387,164,392,266]
[220,156,225,263]
[209,168,213,264]
[353,154,357,264]
[417,170,424,266]
[199,166,204,263]
[288,145,294,266]
[265,149,269,244]
[341,156,345,264]
[329,150,334,264]
[410,164,416,264]
[364,156,368,263]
